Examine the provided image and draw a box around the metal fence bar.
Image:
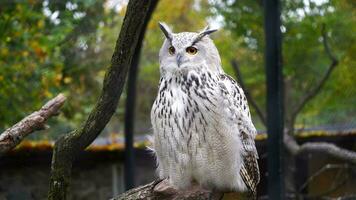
[124,0,159,190]
[124,49,138,190]
[264,0,285,199]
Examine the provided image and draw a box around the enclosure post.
[124,43,138,190]
[124,0,159,191]
[264,0,285,199]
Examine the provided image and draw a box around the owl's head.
[158,22,222,76]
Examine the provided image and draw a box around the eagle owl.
[150,22,260,197]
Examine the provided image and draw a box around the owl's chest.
[152,81,192,124]
[151,73,220,142]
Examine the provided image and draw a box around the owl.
[150,22,260,197]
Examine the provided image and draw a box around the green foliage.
[0,0,354,138]
[0,1,120,138]
[214,0,356,128]
[0,2,66,128]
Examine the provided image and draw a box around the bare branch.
[111,179,248,200]
[310,172,349,198]
[111,180,162,200]
[284,133,356,165]
[0,94,66,155]
[231,60,266,126]
[322,195,356,200]
[284,132,356,197]
[300,165,350,199]
[291,24,339,120]
[298,164,349,192]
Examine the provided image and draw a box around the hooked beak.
[176,53,183,67]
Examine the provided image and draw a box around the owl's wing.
[218,74,260,195]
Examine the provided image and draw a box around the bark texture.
[110,179,243,200]
[47,1,155,199]
[0,94,66,155]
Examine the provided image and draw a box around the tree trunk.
[47,1,156,199]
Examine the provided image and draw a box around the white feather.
[151,28,258,192]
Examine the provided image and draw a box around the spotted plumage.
[150,22,260,197]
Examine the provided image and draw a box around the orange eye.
[186,46,198,55]
[168,46,175,55]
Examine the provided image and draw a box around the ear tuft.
[201,25,210,32]
[158,22,173,41]
[192,25,218,44]
[199,25,218,35]
[203,29,218,35]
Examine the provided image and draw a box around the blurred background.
[0,0,355,199]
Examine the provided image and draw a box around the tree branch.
[231,59,266,126]
[284,133,356,165]
[291,24,339,120]
[111,179,238,200]
[47,1,155,199]
[298,164,349,192]
[0,94,66,155]
[323,195,356,200]
[295,163,352,199]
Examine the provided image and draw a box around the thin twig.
[291,23,339,121]
[309,175,349,199]
[298,164,349,192]
[322,194,356,200]
[231,59,266,126]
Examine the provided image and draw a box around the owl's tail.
[248,190,257,200]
